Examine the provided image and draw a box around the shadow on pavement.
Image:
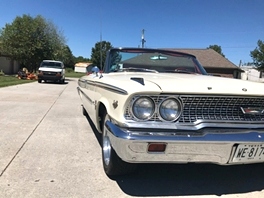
[65,78,77,82]
[113,163,264,197]
[84,111,264,197]
[84,111,102,147]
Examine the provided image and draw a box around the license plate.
[232,144,264,163]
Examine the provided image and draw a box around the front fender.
[96,97,111,133]
[96,93,130,133]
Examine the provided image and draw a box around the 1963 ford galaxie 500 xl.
[77,47,264,176]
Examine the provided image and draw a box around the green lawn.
[65,71,86,78]
[0,71,86,88]
[0,75,35,88]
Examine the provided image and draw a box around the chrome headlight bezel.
[130,96,155,121]
[158,97,182,122]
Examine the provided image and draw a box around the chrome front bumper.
[105,120,264,164]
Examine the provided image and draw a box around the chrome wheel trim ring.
[102,116,111,166]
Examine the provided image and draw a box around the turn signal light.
[148,143,166,152]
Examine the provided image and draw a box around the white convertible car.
[77,47,264,176]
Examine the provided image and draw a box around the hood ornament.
[242,88,247,92]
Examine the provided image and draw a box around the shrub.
[66,68,74,73]
[0,70,5,76]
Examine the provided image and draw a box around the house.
[74,62,93,73]
[167,48,243,78]
[0,48,244,77]
[0,54,19,74]
[240,66,264,83]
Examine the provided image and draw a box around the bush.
[66,68,74,73]
[0,70,5,76]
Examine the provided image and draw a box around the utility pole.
[141,29,146,48]
[100,6,102,69]
[100,32,102,69]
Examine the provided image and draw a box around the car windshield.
[40,61,63,69]
[105,48,207,75]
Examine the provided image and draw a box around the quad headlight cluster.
[130,96,182,122]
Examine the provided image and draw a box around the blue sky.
[0,0,263,66]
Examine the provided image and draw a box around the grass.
[0,69,86,88]
[65,68,86,78]
[65,71,86,78]
[0,75,35,88]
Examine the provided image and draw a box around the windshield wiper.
[118,67,159,73]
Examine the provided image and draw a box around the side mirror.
[92,66,100,76]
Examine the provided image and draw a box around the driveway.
[0,78,264,198]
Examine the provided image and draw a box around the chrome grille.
[43,71,57,76]
[179,96,264,123]
[125,95,264,123]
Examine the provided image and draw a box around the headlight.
[159,98,181,121]
[132,97,155,120]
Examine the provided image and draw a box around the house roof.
[165,48,242,70]
[75,62,93,67]
[122,53,195,67]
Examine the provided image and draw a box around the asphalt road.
[0,78,264,198]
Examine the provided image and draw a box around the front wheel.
[102,113,136,176]
[38,79,42,83]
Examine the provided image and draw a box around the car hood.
[92,73,264,96]
[38,67,63,72]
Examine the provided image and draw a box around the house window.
[260,71,264,78]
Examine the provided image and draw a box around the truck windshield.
[41,62,63,68]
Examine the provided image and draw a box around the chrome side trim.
[77,87,93,104]
[84,80,128,95]
[78,79,87,88]
[94,81,128,95]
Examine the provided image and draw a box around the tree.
[250,40,264,71]
[208,45,225,57]
[91,41,112,69]
[57,45,75,68]
[0,14,67,72]
[74,56,90,63]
